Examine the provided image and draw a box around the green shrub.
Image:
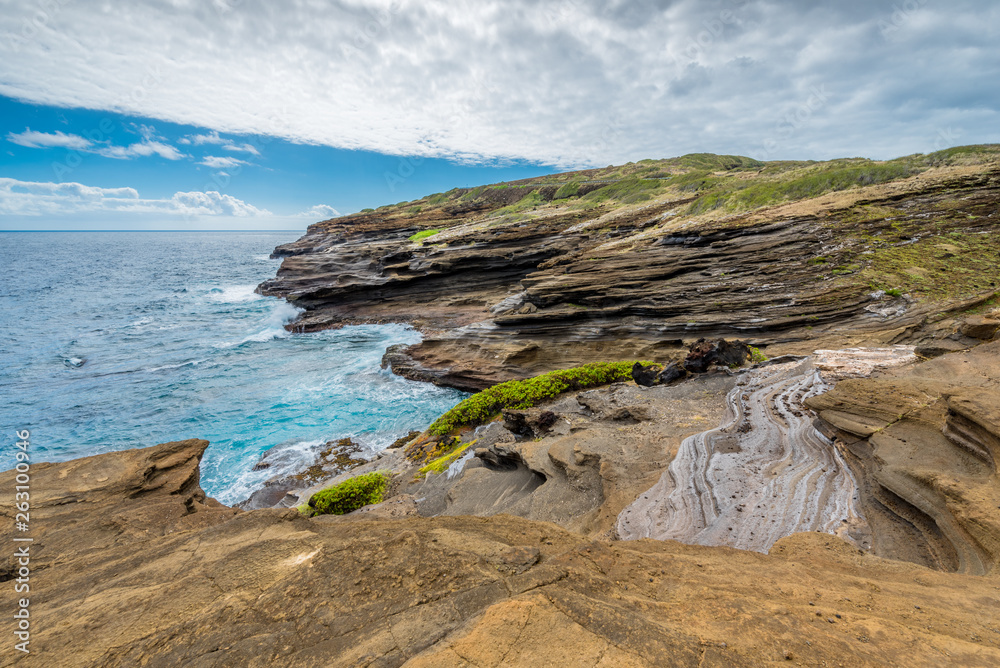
[409,228,441,242]
[748,346,768,364]
[360,207,375,213]
[426,361,658,436]
[582,178,663,203]
[554,181,581,199]
[308,471,390,516]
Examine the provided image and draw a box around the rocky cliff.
[259,148,1000,391]
[3,438,1000,667]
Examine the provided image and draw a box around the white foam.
[215,301,303,348]
[208,285,264,303]
[145,359,206,373]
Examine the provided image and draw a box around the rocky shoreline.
[6,152,1000,666]
[259,160,1000,392]
[5,336,1000,665]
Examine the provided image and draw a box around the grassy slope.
[358,144,999,304]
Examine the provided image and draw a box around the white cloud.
[94,140,186,160]
[170,190,268,216]
[198,155,249,168]
[297,204,340,219]
[7,129,92,150]
[0,177,269,217]
[0,1,997,165]
[6,126,186,160]
[182,130,261,156]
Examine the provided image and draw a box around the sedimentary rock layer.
[806,340,1000,575]
[616,358,868,552]
[260,167,1000,390]
[3,439,1000,666]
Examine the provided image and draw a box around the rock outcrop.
[4,439,1000,666]
[616,357,869,552]
[260,160,1000,391]
[806,341,1000,574]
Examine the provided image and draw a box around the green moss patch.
[307,471,390,516]
[426,361,657,437]
[418,439,477,477]
[409,229,441,242]
[862,233,1000,301]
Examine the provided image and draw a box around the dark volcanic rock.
[961,315,1000,340]
[657,361,688,384]
[631,362,660,387]
[260,166,1000,390]
[682,338,752,373]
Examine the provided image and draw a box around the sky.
[0,0,997,230]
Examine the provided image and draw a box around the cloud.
[0,1,997,165]
[181,130,261,156]
[94,140,186,160]
[198,155,250,168]
[6,126,186,160]
[0,177,269,217]
[297,204,340,219]
[7,129,92,150]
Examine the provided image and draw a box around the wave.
[215,301,303,348]
[145,359,207,373]
[207,285,264,303]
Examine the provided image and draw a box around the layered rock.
[4,439,1000,666]
[260,165,1000,391]
[616,357,869,552]
[806,341,1000,574]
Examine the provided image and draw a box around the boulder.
[631,362,660,387]
[657,361,687,384]
[960,315,1000,340]
[683,338,752,373]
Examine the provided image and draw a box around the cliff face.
[259,152,1000,392]
[4,439,1000,667]
[806,340,1000,575]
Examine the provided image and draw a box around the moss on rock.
[307,471,391,516]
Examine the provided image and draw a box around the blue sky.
[0,96,551,230]
[1,0,998,230]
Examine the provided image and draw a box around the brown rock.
[2,440,999,666]
[960,315,1000,340]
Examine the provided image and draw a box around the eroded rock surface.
[616,357,868,552]
[806,341,1000,574]
[260,166,1000,390]
[3,440,1000,667]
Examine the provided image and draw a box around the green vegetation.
[666,153,764,172]
[582,178,664,204]
[748,346,768,364]
[407,205,422,215]
[687,161,920,215]
[862,233,1000,300]
[427,361,658,436]
[360,207,374,213]
[307,471,391,516]
[554,181,581,199]
[409,228,441,242]
[419,439,477,476]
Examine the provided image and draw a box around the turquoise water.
[0,231,466,504]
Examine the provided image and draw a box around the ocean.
[0,231,466,505]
